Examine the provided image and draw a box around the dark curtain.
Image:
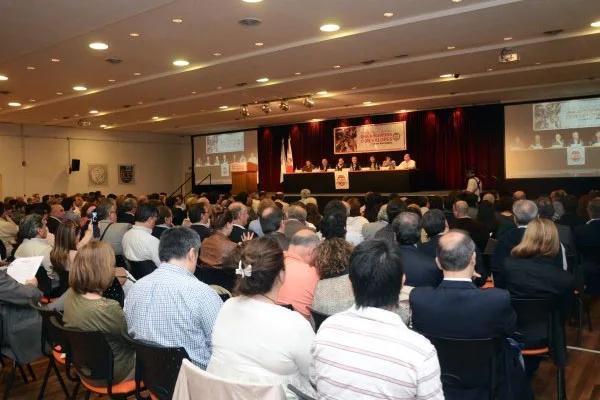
[257,104,504,192]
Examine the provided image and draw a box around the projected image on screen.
[505,97,600,179]
[193,130,258,185]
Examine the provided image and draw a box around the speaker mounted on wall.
[69,159,80,174]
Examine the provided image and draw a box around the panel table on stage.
[283,169,420,194]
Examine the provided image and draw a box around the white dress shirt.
[122,225,161,266]
[399,159,417,170]
[310,306,443,400]
[346,216,369,246]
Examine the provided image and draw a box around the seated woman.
[50,220,93,295]
[208,237,315,398]
[63,242,135,386]
[199,211,238,290]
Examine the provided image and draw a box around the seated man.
[393,212,443,287]
[311,240,443,400]
[118,197,137,225]
[301,160,314,172]
[349,156,361,171]
[381,155,396,169]
[46,203,65,235]
[152,206,173,239]
[125,227,222,369]
[284,204,314,238]
[95,198,131,268]
[277,230,320,319]
[14,214,55,279]
[122,203,161,266]
[334,157,346,171]
[318,158,329,171]
[410,231,533,400]
[367,155,380,170]
[227,202,249,243]
[398,153,416,170]
[450,200,489,252]
[260,206,289,250]
[188,202,211,242]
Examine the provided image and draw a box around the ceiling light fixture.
[242,0,263,2]
[447,46,456,50]
[398,109,407,113]
[89,42,109,50]
[504,37,513,41]
[303,97,315,108]
[51,58,60,63]
[133,72,141,76]
[240,105,250,118]
[592,21,600,27]
[384,12,394,17]
[56,92,63,95]
[487,68,494,71]
[333,65,341,69]
[100,124,107,128]
[0,75,7,81]
[73,85,87,91]
[172,18,183,23]
[8,102,21,107]
[261,102,271,114]
[256,77,269,83]
[440,74,453,78]
[173,59,190,66]
[212,52,222,56]
[108,79,116,83]
[28,99,36,102]
[316,91,328,95]
[279,100,290,112]
[255,42,264,46]
[294,72,302,76]
[26,66,35,70]
[89,110,99,114]
[219,105,228,109]
[320,24,340,32]
[129,32,140,37]
[363,101,373,105]
[452,0,462,2]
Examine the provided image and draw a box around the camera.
[91,211,99,225]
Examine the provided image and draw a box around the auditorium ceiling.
[1,0,600,135]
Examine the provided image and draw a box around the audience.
[259,206,289,250]
[125,227,222,369]
[63,242,135,386]
[0,202,19,256]
[345,197,368,245]
[187,202,211,242]
[305,202,323,232]
[284,204,312,238]
[228,202,249,243]
[248,198,275,237]
[50,220,92,292]
[277,230,320,319]
[311,239,443,399]
[451,200,489,251]
[200,211,238,268]
[535,196,576,262]
[208,237,315,397]
[496,195,517,237]
[299,188,317,206]
[122,203,160,267]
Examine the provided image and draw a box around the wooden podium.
[231,162,258,193]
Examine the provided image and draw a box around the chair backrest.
[173,359,286,400]
[102,276,125,307]
[483,238,498,255]
[195,265,236,292]
[50,316,114,383]
[128,260,157,280]
[425,335,499,392]
[510,298,554,348]
[130,338,189,400]
[309,308,330,332]
[29,301,62,356]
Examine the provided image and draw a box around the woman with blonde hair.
[63,242,135,386]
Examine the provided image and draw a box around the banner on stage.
[333,121,406,154]
[334,171,349,190]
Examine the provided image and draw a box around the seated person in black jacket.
[393,212,443,287]
[188,202,211,243]
[411,231,533,400]
[151,206,172,239]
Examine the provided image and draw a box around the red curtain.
[257,104,504,192]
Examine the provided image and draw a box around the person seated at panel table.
[509,136,524,150]
[592,131,600,146]
[317,158,330,171]
[381,155,396,169]
[570,131,583,146]
[529,134,544,149]
[398,153,416,170]
[335,157,346,171]
[551,133,564,147]
[367,155,380,170]
[349,156,361,171]
[301,160,314,172]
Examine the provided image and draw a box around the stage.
[283,170,421,194]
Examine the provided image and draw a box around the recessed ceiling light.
[242,0,263,2]
[591,21,600,27]
[173,59,189,67]
[99,124,108,128]
[213,52,222,56]
[363,101,373,105]
[535,62,541,65]
[256,77,269,83]
[172,18,183,23]
[108,79,116,83]
[137,100,144,105]
[191,91,197,94]
[216,86,222,90]
[447,46,456,50]
[89,42,109,50]
[26,66,35,70]
[0,75,7,81]
[504,37,513,41]
[8,102,21,107]
[440,74,453,78]
[28,99,36,102]
[129,32,140,37]
[51,58,60,63]
[56,92,63,95]
[384,12,394,17]
[133,72,141,76]
[452,0,462,2]
[152,116,160,120]
[398,109,407,113]
[333,65,341,69]
[255,42,264,46]
[219,105,228,109]
[73,85,87,91]
[309,118,325,122]
[89,110,99,114]
[316,91,328,95]
[294,72,302,76]
[320,24,340,32]
[351,86,357,90]
[487,68,494,72]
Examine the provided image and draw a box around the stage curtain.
[257,104,504,192]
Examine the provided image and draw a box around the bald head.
[436,230,476,273]
[482,193,495,203]
[513,200,538,226]
[289,229,320,264]
[513,191,526,201]
[50,203,65,219]
[229,202,248,225]
[453,200,469,218]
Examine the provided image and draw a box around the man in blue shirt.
[124,227,222,369]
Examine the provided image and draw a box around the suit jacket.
[118,212,135,225]
[367,162,380,170]
[171,207,187,226]
[349,163,361,171]
[228,224,248,244]
[558,213,586,231]
[46,216,61,235]
[190,224,211,243]
[317,164,330,171]
[574,220,600,290]
[151,225,169,239]
[555,222,576,259]
[361,221,387,241]
[451,217,489,252]
[334,164,346,171]
[417,234,487,286]
[398,245,443,287]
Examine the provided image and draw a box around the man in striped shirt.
[310,240,444,399]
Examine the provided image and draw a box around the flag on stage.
[280,138,286,183]
[286,138,294,173]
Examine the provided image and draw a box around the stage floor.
[282,190,451,198]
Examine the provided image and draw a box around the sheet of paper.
[7,256,44,284]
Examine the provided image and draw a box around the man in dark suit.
[260,206,290,251]
[558,194,587,231]
[151,206,172,239]
[318,158,330,171]
[228,201,249,243]
[367,155,380,170]
[418,209,487,286]
[166,196,186,226]
[118,197,137,225]
[334,157,346,171]
[301,160,314,172]
[46,204,65,234]
[411,231,533,400]
[450,200,489,252]
[575,197,600,291]
[188,203,211,243]
[349,156,361,171]
[393,212,443,287]
[284,204,314,239]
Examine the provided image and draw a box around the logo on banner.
[567,145,585,166]
[334,171,349,190]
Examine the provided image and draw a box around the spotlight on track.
[303,96,315,108]
[240,104,250,118]
[261,102,271,114]
[279,100,290,112]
